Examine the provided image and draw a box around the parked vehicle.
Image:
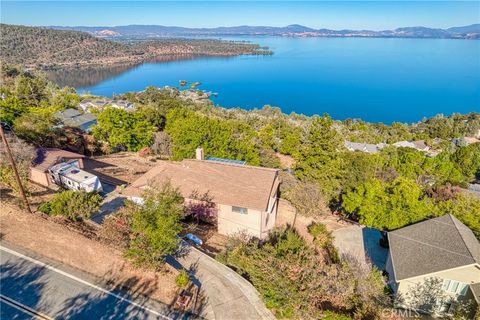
[184,233,203,246]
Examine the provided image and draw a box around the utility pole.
[0,126,32,213]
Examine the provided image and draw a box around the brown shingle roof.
[388,214,480,281]
[123,159,279,211]
[32,148,85,172]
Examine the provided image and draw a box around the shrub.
[219,227,389,319]
[308,222,333,249]
[175,269,190,288]
[126,182,184,269]
[38,190,102,221]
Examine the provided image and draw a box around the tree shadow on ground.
[83,159,129,186]
[57,272,186,320]
[0,259,50,318]
[361,227,388,270]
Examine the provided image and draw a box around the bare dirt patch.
[276,153,295,169]
[0,203,177,304]
[276,198,353,243]
[83,152,158,186]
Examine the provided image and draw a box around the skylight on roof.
[205,156,246,165]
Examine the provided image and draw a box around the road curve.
[169,244,275,320]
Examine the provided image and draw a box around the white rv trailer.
[48,162,103,192]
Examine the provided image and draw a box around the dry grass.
[0,203,178,304]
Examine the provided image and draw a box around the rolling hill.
[0,24,272,69]
[50,23,480,39]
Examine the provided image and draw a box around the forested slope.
[0,24,271,68]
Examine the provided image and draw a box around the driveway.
[332,225,388,270]
[167,244,275,320]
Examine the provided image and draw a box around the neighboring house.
[123,148,280,239]
[79,99,109,112]
[386,214,480,316]
[344,141,386,154]
[109,100,134,111]
[55,108,97,132]
[465,181,480,199]
[452,137,480,147]
[392,140,430,152]
[48,162,102,192]
[31,148,85,187]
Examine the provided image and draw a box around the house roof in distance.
[32,148,85,172]
[388,214,480,281]
[123,159,279,211]
[55,108,97,130]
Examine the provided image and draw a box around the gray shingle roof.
[55,109,97,131]
[471,283,480,303]
[388,214,480,281]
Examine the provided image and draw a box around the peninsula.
[0,24,272,69]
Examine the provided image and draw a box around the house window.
[232,206,248,214]
[442,279,468,296]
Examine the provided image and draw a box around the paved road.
[168,244,275,320]
[0,244,178,320]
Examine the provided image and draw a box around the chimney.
[195,147,204,160]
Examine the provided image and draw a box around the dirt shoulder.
[0,203,177,305]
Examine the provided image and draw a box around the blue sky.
[1,1,479,30]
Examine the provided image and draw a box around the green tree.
[38,190,102,221]
[452,143,480,180]
[14,72,49,107]
[13,108,59,146]
[279,125,302,157]
[49,86,80,110]
[175,269,190,288]
[433,194,480,239]
[93,107,156,152]
[126,182,184,269]
[165,108,260,164]
[294,115,344,197]
[342,177,432,230]
[0,97,29,126]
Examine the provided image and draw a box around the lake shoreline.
[49,36,479,124]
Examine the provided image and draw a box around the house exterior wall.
[217,204,264,238]
[261,198,278,239]
[394,264,480,314]
[385,253,398,291]
[30,157,84,188]
[216,173,279,239]
[75,158,85,169]
[30,168,50,186]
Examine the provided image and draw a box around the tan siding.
[395,264,480,313]
[30,168,50,186]
[217,204,262,238]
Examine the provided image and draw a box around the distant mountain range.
[50,24,480,39]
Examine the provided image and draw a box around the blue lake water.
[75,37,480,123]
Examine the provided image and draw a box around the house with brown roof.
[386,214,480,316]
[123,148,280,239]
[30,148,86,187]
